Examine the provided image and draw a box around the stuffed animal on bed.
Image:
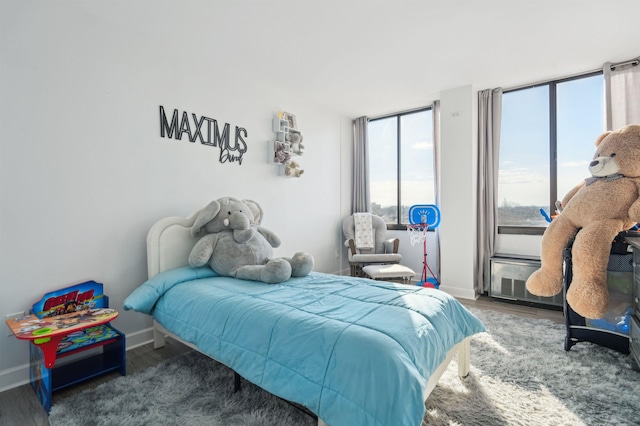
[526,124,640,319]
[188,197,314,284]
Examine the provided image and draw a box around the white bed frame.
[146,212,471,426]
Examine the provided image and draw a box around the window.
[497,73,604,233]
[368,108,435,228]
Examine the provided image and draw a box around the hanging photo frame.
[281,112,297,130]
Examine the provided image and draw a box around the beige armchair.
[342,214,402,277]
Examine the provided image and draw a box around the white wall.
[338,117,354,272]
[438,85,477,299]
[0,5,344,391]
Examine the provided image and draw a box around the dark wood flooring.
[0,296,563,426]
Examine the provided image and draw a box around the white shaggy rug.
[423,308,639,426]
[49,308,640,426]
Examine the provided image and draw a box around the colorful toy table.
[7,308,119,368]
[5,281,126,414]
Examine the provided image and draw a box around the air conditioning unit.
[490,255,563,307]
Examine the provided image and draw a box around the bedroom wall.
[0,5,345,391]
[438,85,477,300]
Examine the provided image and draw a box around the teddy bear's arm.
[257,226,282,248]
[188,234,218,267]
[561,181,586,208]
[628,181,640,223]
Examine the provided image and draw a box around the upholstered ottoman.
[362,264,416,283]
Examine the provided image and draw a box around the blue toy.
[407,204,441,289]
[539,208,552,223]
[587,306,633,334]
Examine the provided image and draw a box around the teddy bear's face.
[589,124,640,178]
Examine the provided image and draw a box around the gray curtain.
[432,101,442,281]
[352,116,370,213]
[476,88,502,295]
[604,57,640,130]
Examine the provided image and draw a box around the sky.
[366,73,604,218]
[499,74,604,208]
[368,109,435,210]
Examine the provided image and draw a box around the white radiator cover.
[490,255,564,307]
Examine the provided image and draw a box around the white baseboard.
[124,327,154,350]
[440,286,478,300]
[0,362,31,393]
[0,327,156,394]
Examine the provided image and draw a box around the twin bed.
[124,211,485,426]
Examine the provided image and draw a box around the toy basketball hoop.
[407,204,441,289]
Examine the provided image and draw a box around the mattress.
[124,267,485,426]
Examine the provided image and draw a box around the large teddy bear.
[526,124,640,319]
[188,197,314,283]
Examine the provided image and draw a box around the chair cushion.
[362,264,416,280]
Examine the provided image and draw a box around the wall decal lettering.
[159,105,247,165]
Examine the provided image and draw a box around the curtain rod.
[503,69,601,92]
[370,56,639,113]
[504,55,639,93]
[610,57,639,70]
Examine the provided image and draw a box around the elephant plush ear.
[243,199,263,225]
[191,200,221,237]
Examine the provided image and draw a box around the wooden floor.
[0,296,563,426]
[457,294,564,324]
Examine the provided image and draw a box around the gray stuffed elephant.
[188,197,314,284]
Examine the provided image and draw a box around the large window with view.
[368,108,434,228]
[498,72,604,233]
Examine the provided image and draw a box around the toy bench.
[6,281,126,414]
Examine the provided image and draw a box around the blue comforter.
[124,268,484,426]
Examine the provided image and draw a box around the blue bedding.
[124,268,485,426]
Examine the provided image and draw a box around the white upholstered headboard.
[146,211,201,278]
